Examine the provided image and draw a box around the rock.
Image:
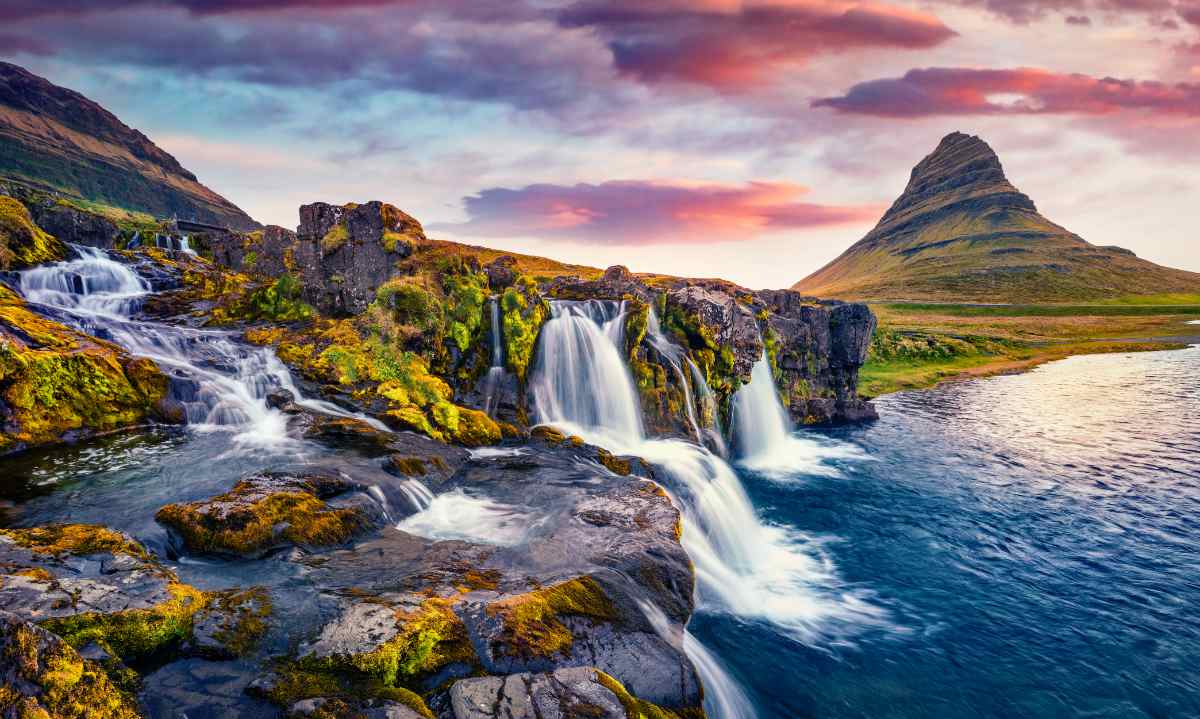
[290,697,428,718]
[450,667,626,719]
[0,610,143,719]
[484,255,518,291]
[298,415,395,455]
[0,194,66,271]
[265,388,296,409]
[155,469,382,558]
[0,524,208,663]
[186,586,272,659]
[546,265,654,304]
[28,201,120,248]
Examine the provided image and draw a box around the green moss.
[41,581,207,663]
[321,222,349,252]
[240,275,314,322]
[242,250,258,270]
[442,271,488,353]
[155,483,367,557]
[596,449,631,476]
[0,619,142,719]
[486,577,616,659]
[311,598,476,687]
[253,663,435,719]
[623,300,649,359]
[0,196,66,270]
[501,280,548,380]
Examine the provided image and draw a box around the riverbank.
[860,302,1200,396]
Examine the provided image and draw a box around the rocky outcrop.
[0,281,175,455]
[0,195,66,270]
[28,201,120,249]
[0,62,257,231]
[795,131,1200,302]
[450,666,679,719]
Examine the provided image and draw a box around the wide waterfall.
[529,300,889,718]
[19,245,376,446]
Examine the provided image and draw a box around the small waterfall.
[531,300,886,716]
[732,352,793,460]
[732,352,865,478]
[19,245,377,446]
[480,297,507,417]
[645,307,726,455]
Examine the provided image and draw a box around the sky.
[2,0,1198,289]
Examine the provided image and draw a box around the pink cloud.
[557,0,956,91]
[813,67,1200,117]
[436,180,883,245]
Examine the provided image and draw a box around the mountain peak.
[792,132,1200,302]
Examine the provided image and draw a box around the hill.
[0,62,256,231]
[794,132,1200,303]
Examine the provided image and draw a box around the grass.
[861,302,1198,397]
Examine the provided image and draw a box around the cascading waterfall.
[530,300,888,717]
[480,297,507,416]
[731,352,867,478]
[19,245,379,446]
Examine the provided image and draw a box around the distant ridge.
[794,132,1200,302]
[0,62,257,230]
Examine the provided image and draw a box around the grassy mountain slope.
[794,132,1200,303]
[0,62,257,231]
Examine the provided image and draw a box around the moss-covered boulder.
[185,586,272,660]
[0,283,172,455]
[0,611,142,719]
[0,195,66,270]
[0,524,207,665]
[155,469,380,559]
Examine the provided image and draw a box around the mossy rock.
[155,470,373,558]
[0,195,66,270]
[0,611,143,719]
[485,577,617,659]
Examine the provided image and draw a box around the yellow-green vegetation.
[861,302,1199,396]
[54,195,165,239]
[40,582,207,662]
[595,670,703,719]
[623,299,649,359]
[0,285,168,454]
[155,480,367,557]
[253,663,435,719]
[307,598,475,688]
[0,617,143,719]
[486,577,616,659]
[660,302,738,396]
[0,195,66,270]
[321,222,350,252]
[206,587,272,657]
[596,448,632,476]
[500,276,549,380]
[442,271,488,353]
[0,524,150,561]
[240,274,314,322]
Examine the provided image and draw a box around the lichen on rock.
[0,195,66,270]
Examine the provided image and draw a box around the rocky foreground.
[0,188,877,717]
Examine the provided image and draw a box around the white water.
[19,245,381,447]
[732,353,868,479]
[396,488,531,546]
[645,307,728,454]
[480,297,507,417]
[530,301,889,717]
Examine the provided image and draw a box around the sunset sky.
[3,0,1198,288]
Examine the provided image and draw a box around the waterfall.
[732,352,866,478]
[18,245,380,447]
[645,307,726,455]
[530,300,643,445]
[480,297,507,417]
[530,301,887,716]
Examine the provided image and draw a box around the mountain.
[794,132,1200,303]
[0,62,256,230]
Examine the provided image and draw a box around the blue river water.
[703,346,1200,719]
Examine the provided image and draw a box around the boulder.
[155,469,383,558]
[28,202,120,249]
[449,667,642,719]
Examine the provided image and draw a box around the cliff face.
[198,204,877,438]
[0,62,257,231]
[795,132,1200,302]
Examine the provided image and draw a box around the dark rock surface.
[27,201,120,248]
[450,667,626,719]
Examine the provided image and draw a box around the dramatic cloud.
[558,0,956,90]
[439,180,881,245]
[939,0,1176,24]
[0,0,416,21]
[813,67,1200,117]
